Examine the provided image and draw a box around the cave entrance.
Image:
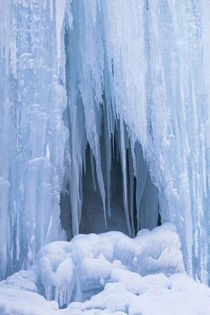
[60,119,160,239]
[79,143,128,234]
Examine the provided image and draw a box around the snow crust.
[1,225,210,315]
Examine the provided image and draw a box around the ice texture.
[65,0,210,284]
[1,225,210,315]
[0,0,210,294]
[36,224,184,307]
[0,0,68,278]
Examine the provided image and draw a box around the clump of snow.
[1,224,210,314]
[0,287,60,315]
[35,224,184,306]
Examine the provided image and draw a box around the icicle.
[135,142,147,231]
[90,147,97,192]
[128,146,135,236]
[93,142,107,227]
[119,117,131,236]
[78,167,83,224]
[55,0,67,68]
[68,99,82,235]
[103,106,112,218]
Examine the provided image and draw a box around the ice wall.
[0,0,209,286]
[64,0,159,238]
[64,0,209,283]
[0,0,68,278]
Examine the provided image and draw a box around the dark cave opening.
[60,127,160,239]
[79,143,128,235]
[61,19,160,239]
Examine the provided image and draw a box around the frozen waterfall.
[0,0,209,294]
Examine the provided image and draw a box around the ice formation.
[0,0,69,279]
[0,0,210,313]
[1,225,210,315]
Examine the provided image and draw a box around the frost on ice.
[0,0,210,314]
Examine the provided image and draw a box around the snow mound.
[36,223,184,306]
[1,224,210,314]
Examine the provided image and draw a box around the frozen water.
[0,0,210,307]
[35,224,184,306]
[65,0,210,284]
[1,225,210,314]
[0,0,68,278]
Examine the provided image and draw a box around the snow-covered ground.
[1,224,210,315]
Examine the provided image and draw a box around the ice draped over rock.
[0,0,209,287]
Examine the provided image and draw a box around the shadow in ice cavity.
[79,137,160,235]
[79,144,128,235]
[60,121,160,239]
[60,186,73,240]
